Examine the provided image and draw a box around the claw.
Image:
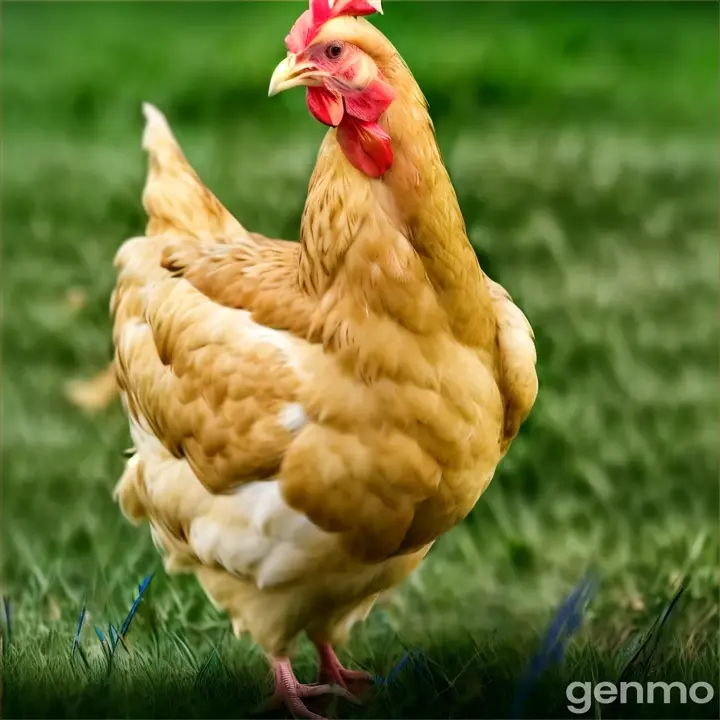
[264,657,359,719]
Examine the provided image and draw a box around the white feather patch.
[185,480,336,589]
[279,402,308,433]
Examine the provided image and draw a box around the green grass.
[2,2,718,718]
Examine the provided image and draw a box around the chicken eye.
[326,42,343,60]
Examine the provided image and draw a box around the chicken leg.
[268,657,360,720]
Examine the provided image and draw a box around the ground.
[2,2,718,718]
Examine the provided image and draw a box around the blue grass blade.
[109,623,120,652]
[511,572,598,718]
[536,573,596,661]
[120,573,153,636]
[373,648,429,686]
[71,601,86,657]
[138,574,153,595]
[384,651,411,685]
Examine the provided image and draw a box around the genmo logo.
[566,680,715,714]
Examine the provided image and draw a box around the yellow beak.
[268,55,323,97]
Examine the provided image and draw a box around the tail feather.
[140,102,250,243]
[64,363,119,413]
[141,102,177,153]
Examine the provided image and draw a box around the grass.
[2,1,718,718]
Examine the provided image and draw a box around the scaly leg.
[267,657,359,720]
[316,642,374,695]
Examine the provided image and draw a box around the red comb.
[285,0,382,54]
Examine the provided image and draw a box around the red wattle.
[306,86,345,127]
[336,117,393,178]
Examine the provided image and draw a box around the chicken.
[111,1,538,717]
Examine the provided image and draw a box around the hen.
[112,1,538,717]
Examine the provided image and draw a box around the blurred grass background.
[2,1,718,718]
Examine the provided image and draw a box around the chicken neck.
[297,52,494,348]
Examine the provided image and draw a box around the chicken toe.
[316,643,374,697]
[266,657,360,720]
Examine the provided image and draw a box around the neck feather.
[298,51,493,348]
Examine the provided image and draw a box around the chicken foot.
[316,642,374,695]
[266,657,360,720]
